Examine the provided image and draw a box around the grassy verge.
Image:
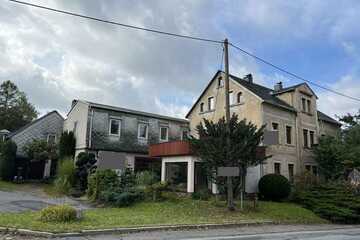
[0,181,18,191]
[0,198,327,233]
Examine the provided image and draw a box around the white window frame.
[229,91,235,105]
[208,97,215,111]
[109,118,121,137]
[159,126,169,142]
[47,134,57,144]
[285,125,293,145]
[138,122,149,140]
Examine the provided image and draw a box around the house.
[63,100,189,172]
[150,71,341,193]
[9,111,64,178]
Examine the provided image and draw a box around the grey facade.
[64,100,189,170]
[9,111,64,157]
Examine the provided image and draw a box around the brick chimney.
[274,82,283,91]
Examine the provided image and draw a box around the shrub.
[145,181,168,201]
[54,158,76,194]
[75,152,97,191]
[0,140,17,180]
[258,174,291,201]
[136,171,158,187]
[87,169,120,202]
[191,188,211,201]
[39,205,77,223]
[292,182,360,223]
[59,131,76,159]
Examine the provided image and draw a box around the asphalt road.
[2,225,359,240]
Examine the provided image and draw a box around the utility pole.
[224,38,235,211]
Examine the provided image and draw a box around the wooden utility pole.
[224,38,235,211]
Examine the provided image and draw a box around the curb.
[0,220,273,238]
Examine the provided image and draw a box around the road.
[1,225,360,240]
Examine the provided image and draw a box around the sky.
[0,0,359,119]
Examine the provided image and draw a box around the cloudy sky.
[1,1,359,119]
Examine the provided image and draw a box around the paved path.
[0,190,91,213]
[1,224,360,240]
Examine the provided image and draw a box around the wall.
[319,120,340,137]
[63,101,90,151]
[90,108,189,154]
[11,112,64,157]
[188,72,263,137]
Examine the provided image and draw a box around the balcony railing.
[149,140,192,157]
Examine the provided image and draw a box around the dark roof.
[83,100,188,123]
[229,74,297,112]
[9,111,64,138]
[318,111,341,126]
[186,71,297,118]
[273,82,318,98]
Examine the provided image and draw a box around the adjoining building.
[63,100,189,172]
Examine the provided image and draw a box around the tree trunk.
[227,176,235,211]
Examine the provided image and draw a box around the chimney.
[274,82,283,91]
[244,74,253,83]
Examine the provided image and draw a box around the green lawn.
[0,198,327,233]
[0,180,18,191]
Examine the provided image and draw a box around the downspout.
[88,108,94,150]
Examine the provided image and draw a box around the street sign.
[217,167,240,177]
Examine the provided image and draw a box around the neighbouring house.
[150,70,341,193]
[9,111,64,179]
[63,100,189,172]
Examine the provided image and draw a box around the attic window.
[237,92,242,103]
[218,77,224,87]
[200,102,204,112]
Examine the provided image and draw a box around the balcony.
[149,140,192,157]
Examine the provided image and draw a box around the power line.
[8,0,223,44]
[229,42,360,102]
[9,0,360,102]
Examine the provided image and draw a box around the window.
[208,97,215,111]
[47,134,56,144]
[73,121,78,135]
[309,131,315,147]
[303,129,309,148]
[272,122,279,131]
[305,165,311,172]
[288,164,294,183]
[229,91,235,105]
[200,102,204,112]
[307,99,311,113]
[109,119,121,136]
[138,123,148,139]
[159,127,169,142]
[286,126,292,144]
[181,130,189,140]
[274,162,281,175]
[237,92,242,103]
[218,77,224,87]
[301,98,307,112]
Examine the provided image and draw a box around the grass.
[0,198,327,233]
[0,180,19,191]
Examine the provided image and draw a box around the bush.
[39,205,77,223]
[292,182,360,224]
[136,171,158,187]
[54,158,76,194]
[87,169,120,202]
[75,152,97,191]
[191,188,211,201]
[258,174,291,201]
[145,181,168,201]
[59,131,76,159]
[0,140,17,180]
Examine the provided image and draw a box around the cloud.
[0,0,360,120]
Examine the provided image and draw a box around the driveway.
[0,186,91,213]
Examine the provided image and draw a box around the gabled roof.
[273,82,318,99]
[9,111,64,138]
[318,111,341,126]
[81,100,188,123]
[185,71,296,118]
